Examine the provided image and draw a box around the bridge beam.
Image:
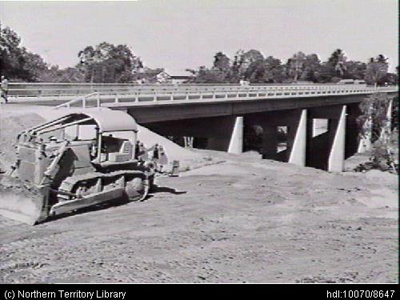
[144,115,243,153]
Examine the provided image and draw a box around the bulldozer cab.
[97,131,135,163]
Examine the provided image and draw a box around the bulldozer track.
[59,170,147,194]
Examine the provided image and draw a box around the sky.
[0,0,398,74]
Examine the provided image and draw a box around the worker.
[0,75,9,104]
[137,142,148,161]
[157,145,168,172]
[152,143,159,160]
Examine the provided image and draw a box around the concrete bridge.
[10,83,398,172]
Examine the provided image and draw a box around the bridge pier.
[227,116,244,154]
[247,109,306,166]
[288,109,307,166]
[246,105,350,171]
[327,105,347,172]
[305,105,346,171]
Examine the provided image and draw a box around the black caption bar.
[0,284,398,299]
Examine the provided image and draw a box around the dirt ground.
[0,105,398,283]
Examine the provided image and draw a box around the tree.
[245,56,284,83]
[365,55,389,86]
[77,42,143,83]
[38,65,84,83]
[213,52,230,71]
[286,51,307,82]
[0,23,28,80]
[301,54,322,82]
[328,49,347,77]
[343,60,366,80]
[230,49,265,82]
[356,93,397,173]
[241,49,264,68]
[230,49,246,82]
[384,72,398,86]
[186,66,229,83]
[20,49,49,82]
[0,23,54,82]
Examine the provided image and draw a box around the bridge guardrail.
[10,82,398,99]
[52,85,398,110]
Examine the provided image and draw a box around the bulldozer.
[0,110,169,225]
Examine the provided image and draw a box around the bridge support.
[228,116,244,154]
[328,105,347,172]
[136,98,386,172]
[249,109,307,166]
[288,109,307,166]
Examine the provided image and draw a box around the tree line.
[0,23,398,86]
[187,49,397,86]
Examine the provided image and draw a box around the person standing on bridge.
[0,76,9,104]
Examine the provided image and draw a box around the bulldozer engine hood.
[21,110,138,139]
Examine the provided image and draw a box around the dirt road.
[0,150,397,283]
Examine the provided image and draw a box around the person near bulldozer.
[146,143,168,172]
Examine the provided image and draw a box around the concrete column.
[228,116,244,154]
[328,105,347,172]
[288,109,307,166]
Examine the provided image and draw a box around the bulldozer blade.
[0,175,48,225]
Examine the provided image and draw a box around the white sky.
[0,0,398,74]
